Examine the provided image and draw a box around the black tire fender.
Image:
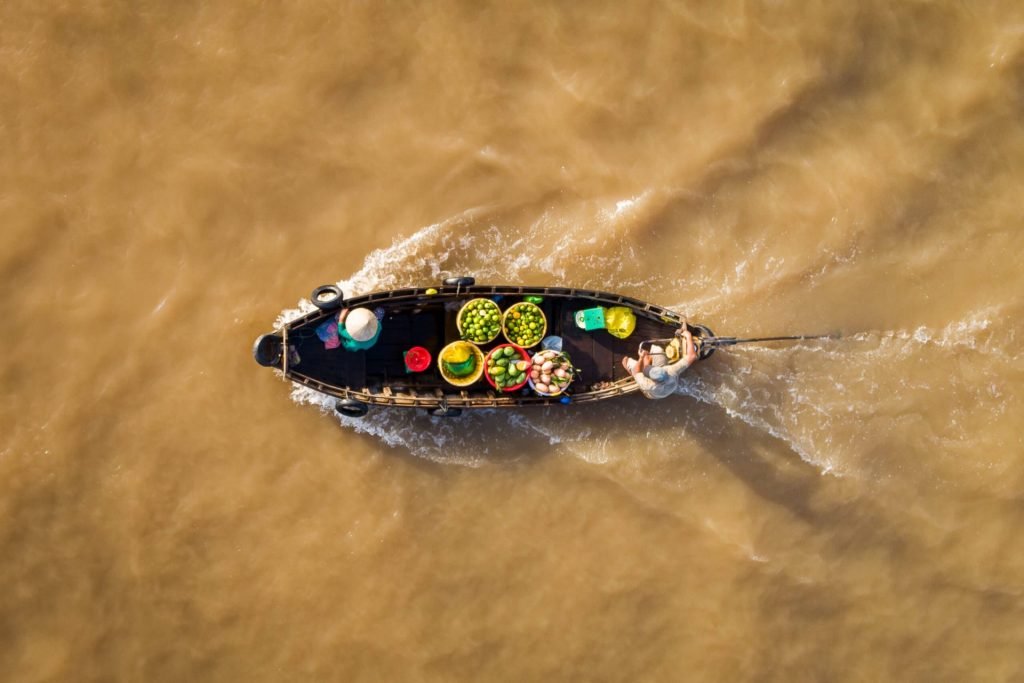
[443,277,475,288]
[311,284,344,310]
[335,398,369,418]
[252,334,283,367]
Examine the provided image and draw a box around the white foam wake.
[668,305,1020,479]
[273,202,1019,476]
[274,206,497,328]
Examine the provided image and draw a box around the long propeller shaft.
[702,332,840,348]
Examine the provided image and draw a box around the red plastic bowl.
[404,346,432,373]
[483,343,531,392]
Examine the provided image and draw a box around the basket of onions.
[528,350,575,396]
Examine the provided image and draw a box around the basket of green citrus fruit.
[484,344,532,392]
[502,301,547,348]
[457,298,502,344]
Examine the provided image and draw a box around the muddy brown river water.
[3,2,1024,681]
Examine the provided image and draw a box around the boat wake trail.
[275,192,676,329]
[289,382,629,467]
[275,205,1021,478]
[672,306,1022,479]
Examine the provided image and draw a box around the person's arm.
[638,349,653,373]
[664,331,699,379]
[336,309,355,349]
[681,329,698,365]
[622,352,650,373]
[631,350,659,390]
[632,370,657,392]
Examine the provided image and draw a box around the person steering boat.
[621,326,699,399]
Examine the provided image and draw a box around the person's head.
[345,308,379,341]
[647,366,669,382]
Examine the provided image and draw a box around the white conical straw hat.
[345,308,379,342]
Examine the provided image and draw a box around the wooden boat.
[253,278,713,417]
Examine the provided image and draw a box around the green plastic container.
[574,307,606,331]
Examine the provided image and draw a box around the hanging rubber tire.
[311,284,344,310]
[252,334,283,367]
[691,324,716,360]
[426,406,463,417]
[334,398,369,418]
[443,277,475,287]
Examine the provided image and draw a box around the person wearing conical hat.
[621,327,697,399]
[337,307,382,351]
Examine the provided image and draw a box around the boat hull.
[256,284,701,411]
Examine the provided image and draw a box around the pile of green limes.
[487,345,530,390]
[459,299,501,344]
[503,302,546,347]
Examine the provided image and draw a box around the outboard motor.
[690,324,717,360]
